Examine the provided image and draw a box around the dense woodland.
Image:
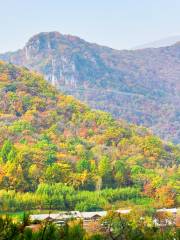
[0,61,179,211]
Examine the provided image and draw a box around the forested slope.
[0,62,179,211]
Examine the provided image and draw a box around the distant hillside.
[0,61,179,210]
[133,35,180,49]
[1,32,180,143]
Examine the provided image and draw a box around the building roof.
[157,208,178,214]
[30,214,60,221]
[30,211,107,221]
[80,211,107,219]
[116,209,131,214]
[30,208,179,222]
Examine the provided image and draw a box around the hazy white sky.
[0,0,180,52]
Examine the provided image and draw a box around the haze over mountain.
[133,35,180,49]
[0,32,180,143]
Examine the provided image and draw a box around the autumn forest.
[0,62,179,213]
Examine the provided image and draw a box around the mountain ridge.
[0,31,180,143]
[132,35,180,49]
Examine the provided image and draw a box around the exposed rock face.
[1,32,180,143]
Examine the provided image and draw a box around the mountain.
[0,61,179,211]
[133,35,180,49]
[0,32,180,143]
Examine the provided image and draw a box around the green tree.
[98,156,112,188]
[0,139,15,163]
[114,160,128,187]
[44,163,62,183]
[76,159,90,173]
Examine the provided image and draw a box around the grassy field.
[0,211,25,221]
[0,210,61,221]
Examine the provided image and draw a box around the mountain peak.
[174,41,180,46]
[29,31,63,39]
[26,32,65,51]
[26,31,84,51]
